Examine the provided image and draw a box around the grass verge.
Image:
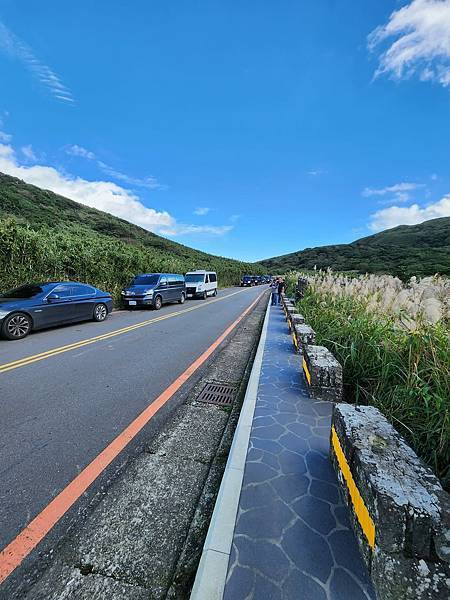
[298,288,449,490]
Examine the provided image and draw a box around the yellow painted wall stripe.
[0,289,251,374]
[302,357,311,385]
[331,425,376,549]
[292,331,298,351]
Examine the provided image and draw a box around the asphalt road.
[0,286,265,564]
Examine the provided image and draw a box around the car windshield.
[0,285,44,299]
[130,275,159,286]
[185,274,205,283]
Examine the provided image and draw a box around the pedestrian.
[277,277,286,302]
[270,278,279,306]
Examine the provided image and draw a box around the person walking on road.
[277,277,286,300]
[270,278,279,306]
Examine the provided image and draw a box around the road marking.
[0,289,266,584]
[0,288,251,374]
[302,357,311,385]
[331,425,375,549]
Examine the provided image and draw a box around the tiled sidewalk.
[223,306,375,600]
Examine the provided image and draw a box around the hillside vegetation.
[261,218,450,279]
[286,271,450,488]
[0,173,263,300]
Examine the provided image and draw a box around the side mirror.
[47,293,60,302]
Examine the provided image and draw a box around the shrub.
[0,218,263,303]
[296,271,450,489]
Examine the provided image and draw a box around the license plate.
[128,300,137,306]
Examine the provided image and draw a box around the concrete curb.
[190,296,271,600]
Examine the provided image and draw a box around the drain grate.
[197,382,237,406]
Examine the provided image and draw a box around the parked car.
[121,273,186,309]
[0,282,113,340]
[240,275,255,287]
[185,270,218,299]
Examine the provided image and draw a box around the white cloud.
[194,207,210,215]
[96,161,163,190]
[362,182,424,202]
[368,0,450,87]
[163,224,233,236]
[0,143,172,230]
[0,131,12,143]
[368,195,450,231]
[66,144,96,160]
[0,20,74,102]
[65,144,164,190]
[21,145,37,161]
[307,169,327,176]
[0,141,233,238]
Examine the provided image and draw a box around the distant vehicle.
[240,275,255,287]
[0,282,113,340]
[121,273,186,310]
[185,270,218,299]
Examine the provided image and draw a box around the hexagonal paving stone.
[236,500,294,540]
[292,495,337,535]
[281,519,334,584]
[282,568,328,600]
[271,474,309,503]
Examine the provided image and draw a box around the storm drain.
[197,382,237,407]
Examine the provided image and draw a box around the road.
[0,285,266,585]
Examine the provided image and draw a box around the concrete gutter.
[190,297,271,600]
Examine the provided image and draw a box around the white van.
[185,270,218,299]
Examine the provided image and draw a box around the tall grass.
[295,272,449,489]
[0,218,262,302]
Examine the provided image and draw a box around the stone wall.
[293,323,316,349]
[331,404,450,600]
[303,345,343,402]
[281,294,342,402]
[295,277,308,300]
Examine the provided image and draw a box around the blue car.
[0,282,113,340]
[121,273,186,310]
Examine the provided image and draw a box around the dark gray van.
[121,273,186,310]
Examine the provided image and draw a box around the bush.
[0,218,262,303]
[298,284,450,489]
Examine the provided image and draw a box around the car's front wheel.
[153,295,162,310]
[2,313,32,340]
[202,291,207,299]
[93,303,108,322]
[179,293,185,304]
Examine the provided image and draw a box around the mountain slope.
[260,218,450,278]
[0,172,226,260]
[0,172,262,297]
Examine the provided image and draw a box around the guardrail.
[331,404,450,600]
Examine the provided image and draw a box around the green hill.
[260,218,450,279]
[0,172,262,299]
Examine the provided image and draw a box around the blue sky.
[0,0,449,261]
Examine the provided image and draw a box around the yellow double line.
[0,288,251,375]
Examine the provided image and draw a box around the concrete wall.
[303,345,343,402]
[331,404,450,600]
